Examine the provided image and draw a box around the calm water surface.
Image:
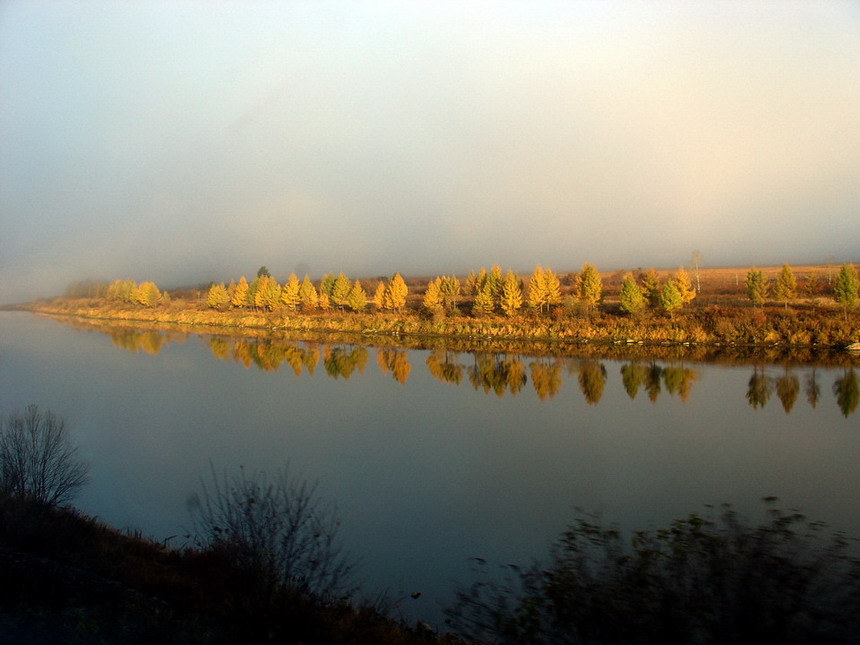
[1,311,858,624]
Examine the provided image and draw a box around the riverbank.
[15,296,860,350]
[0,492,457,644]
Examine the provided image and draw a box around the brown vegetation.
[0,491,460,644]
[16,263,860,352]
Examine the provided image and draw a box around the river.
[1,311,858,626]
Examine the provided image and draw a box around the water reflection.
[746,366,773,410]
[324,346,367,380]
[618,362,697,404]
[806,369,821,408]
[466,354,529,397]
[834,369,859,418]
[109,328,185,354]
[578,359,607,405]
[376,348,410,384]
[528,359,560,400]
[425,349,464,385]
[47,322,860,416]
[774,369,800,414]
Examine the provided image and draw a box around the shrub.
[447,502,860,644]
[0,405,89,506]
[190,464,354,603]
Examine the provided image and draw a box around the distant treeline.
[65,261,860,318]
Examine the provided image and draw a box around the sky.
[1,1,859,303]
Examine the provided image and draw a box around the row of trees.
[421,263,690,317]
[108,261,857,319]
[618,267,696,315]
[105,279,166,308]
[206,272,408,314]
[746,263,859,315]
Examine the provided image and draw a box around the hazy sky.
[2,1,859,303]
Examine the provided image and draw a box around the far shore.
[11,295,860,358]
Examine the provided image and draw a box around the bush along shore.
[15,295,860,350]
[0,405,460,644]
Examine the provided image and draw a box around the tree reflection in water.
[577,359,607,405]
[746,366,773,410]
[71,324,860,416]
[529,359,562,401]
[775,369,800,414]
[620,362,649,399]
[324,346,368,380]
[833,368,859,418]
[805,368,821,408]
[376,348,411,384]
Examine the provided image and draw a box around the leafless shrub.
[0,404,89,506]
[190,464,354,602]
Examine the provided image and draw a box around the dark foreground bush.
[190,464,355,603]
[447,501,860,644]
[0,404,89,506]
[0,490,457,644]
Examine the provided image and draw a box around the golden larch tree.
[423,278,443,314]
[207,283,229,310]
[231,276,249,308]
[298,275,318,311]
[280,274,300,312]
[347,280,367,312]
[576,263,602,313]
[384,273,408,311]
[672,267,696,305]
[500,270,523,317]
[528,265,547,311]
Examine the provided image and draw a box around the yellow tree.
[384,273,408,311]
[331,273,352,310]
[136,281,161,308]
[423,278,443,314]
[474,267,488,295]
[640,269,661,308]
[619,274,646,315]
[439,275,461,313]
[576,263,602,312]
[487,264,503,302]
[834,264,859,321]
[298,275,318,311]
[528,265,547,311]
[745,268,768,307]
[207,283,229,310]
[107,279,136,303]
[500,270,523,317]
[231,276,249,308]
[773,263,798,309]
[544,267,562,310]
[280,274,300,312]
[318,291,331,312]
[463,270,477,297]
[473,284,495,315]
[372,282,386,311]
[347,280,367,312]
[255,275,281,311]
[672,267,696,305]
[660,281,683,315]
